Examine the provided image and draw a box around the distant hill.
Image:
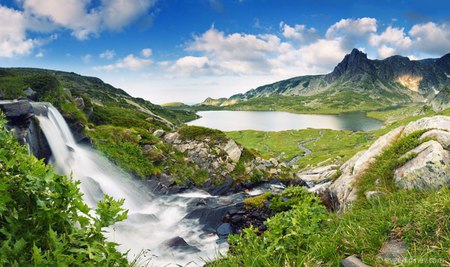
[0,68,197,128]
[199,49,450,113]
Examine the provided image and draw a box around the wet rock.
[341,255,370,267]
[394,140,450,190]
[153,129,165,138]
[216,223,232,238]
[402,116,450,137]
[162,236,200,253]
[185,203,242,232]
[377,239,406,264]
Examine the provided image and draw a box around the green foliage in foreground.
[212,131,450,266]
[0,118,129,266]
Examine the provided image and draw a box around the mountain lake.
[187,110,383,131]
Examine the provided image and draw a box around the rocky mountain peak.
[437,53,450,73]
[327,48,373,82]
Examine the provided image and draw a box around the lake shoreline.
[186,110,384,132]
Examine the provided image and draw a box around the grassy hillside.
[0,68,197,126]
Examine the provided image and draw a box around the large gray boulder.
[420,129,450,149]
[402,116,450,137]
[394,140,450,190]
[329,127,404,209]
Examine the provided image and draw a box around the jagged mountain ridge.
[202,49,450,108]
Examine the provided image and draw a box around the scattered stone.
[365,191,386,200]
[223,139,241,162]
[298,164,339,184]
[377,239,406,264]
[162,236,200,253]
[394,140,450,190]
[23,87,37,100]
[73,96,85,110]
[341,255,370,267]
[153,129,165,138]
[142,144,153,152]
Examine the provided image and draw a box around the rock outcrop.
[329,115,450,210]
[329,127,403,209]
[0,100,51,161]
[163,129,294,194]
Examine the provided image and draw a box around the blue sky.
[0,0,449,104]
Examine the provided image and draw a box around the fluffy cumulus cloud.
[21,0,156,40]
[409,22,450,56]
[0,0,158,57]
[280,22,318,43]
[95,54,152,71]
[326,17,377,38]
[0,6,35,57]
[369,26,412,58]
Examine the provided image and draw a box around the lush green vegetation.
[178,125,228,142]
[0,118,128,266]
[227,129,375,170]
[88,125,204,185]
[212,131,450,266]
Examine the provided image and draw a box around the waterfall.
[33,103,226,266]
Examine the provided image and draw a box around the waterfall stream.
[33,103,227,266]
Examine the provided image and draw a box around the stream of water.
[33,103,226,266]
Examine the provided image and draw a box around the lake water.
[187,111,383,131]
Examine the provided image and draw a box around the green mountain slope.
[199,49,450,113]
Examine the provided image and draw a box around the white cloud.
[168,56,211,77]
[369,26,412,58]
[0,6,35,57]
[99,49,116,60]
[21,0,157,40]
[141,48,152,58]
[409,22,450,56]
[280,22,317,42]
[95,54,152,71]
[326,17,377,38]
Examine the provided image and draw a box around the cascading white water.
[34,103,227,266]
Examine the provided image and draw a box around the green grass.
[226,129,375,170]
[211,130,450,266]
